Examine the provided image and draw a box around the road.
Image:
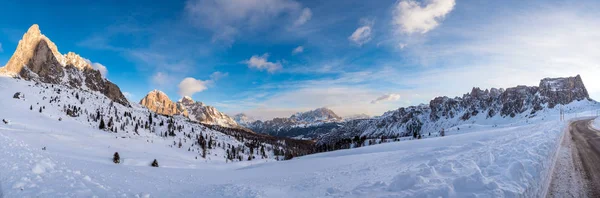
[570,119,600,197]
[549,118,600,197]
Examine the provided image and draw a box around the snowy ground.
[1,110,593,197]
[1,75,599,197]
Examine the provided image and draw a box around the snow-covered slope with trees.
[1,79,595,196]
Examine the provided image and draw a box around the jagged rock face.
[539,75,589,108]
[1,25,63,76]
[19,39,64,84]
[0,24,129,106]
[317,75,593,145]
[139,90,184,116]
[178,97,238,128]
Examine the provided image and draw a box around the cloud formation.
[294,8,312,26]
[245,53,282,73]
[91,63,108,78]
[83,58,109,78]
[349,20,374,46]
[185,0,308,43]
[371,94,401,104]
[292,46,304,54]
[393,0,456,34]
[178,77,209,97]
[178,71,228,97]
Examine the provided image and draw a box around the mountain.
[139,90,188,116]
[0,24,314,167]
[291,107,342,123]
[0,24,128,106]
[317,75,593,146]
[243,107,343,139]
[233,113,256,126]
[139,91,239,128]
[178,96,239,128]
[343,114,371,121]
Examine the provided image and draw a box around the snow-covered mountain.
[0,24,128,106]
[0,24,313,166]
[290,107,342,123]
[178,96,239,128]
[232,113,256,126]
[343,113,371,121]
[242,107,343,139]
[317,75,594,146]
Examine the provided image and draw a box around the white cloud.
[210,71,229,81]
[245,53,282,73]
[292,46,304,54]
[393,0,456,34]
[371,94,401,104]
[178,77,209,97]
[178,71,227,97]
[294,8,312,26]
[349,20,374,46]
[185,0,308,43]
[91,63,108,78]
[83,58,109,78]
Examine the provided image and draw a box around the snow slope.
[1,76,598,197]
[0,109,579,197]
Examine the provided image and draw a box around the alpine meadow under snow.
[2,0,600,197]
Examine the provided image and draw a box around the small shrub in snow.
[151,159,159,167]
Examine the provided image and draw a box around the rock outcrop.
[178,96,238,128]
[139,90,187,116]
[0,24,129,106]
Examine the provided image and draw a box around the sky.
[1,0,600,120]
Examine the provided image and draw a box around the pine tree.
[39,107,42,113]
[113,152,120,164]
[30,105,33,110]
[99,119,106,130]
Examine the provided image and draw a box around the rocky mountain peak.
[64,52,92,70]
[539,75,589,108]
[140,90,184,116]
[179,96,195,105]
[291,107,342,122]
[0,24,129,106]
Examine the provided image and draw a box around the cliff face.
[139,90,187,116]
[178,96,238,128]
[0,24,129,106]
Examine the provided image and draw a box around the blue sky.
[1,0,600,119]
